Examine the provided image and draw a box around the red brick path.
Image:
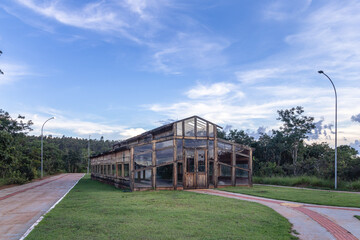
[191,189,359,240]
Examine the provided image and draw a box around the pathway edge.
[19,173,85,240]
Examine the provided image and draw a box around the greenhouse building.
[90,116,253,191]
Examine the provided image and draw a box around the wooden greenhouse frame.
[90,116,253,191]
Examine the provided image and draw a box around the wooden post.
[231,144,236,186]
[130,147,134,191]
[173,135,177,190]
[214,129,218,188]
[249,149,253,187]
[152,142,156,190]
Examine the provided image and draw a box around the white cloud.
[186,82,237,99]
[20,109,146,140]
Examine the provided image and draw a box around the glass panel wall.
[196,118,207,137]
[156,140,173,149]
[135,169,152,187]
[124,164,129,177]
[184,118,195,136]
[176,122,183,136]
[176,140,183,160]
[186,149,195,172]
[198,150,205,172]
[218,164,232,185]
[156,164,173,187]
[209,124,214,137]
[177,162,183,187]
[134,152,152,169]
[156,147,174,165]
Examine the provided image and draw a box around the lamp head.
[318,70,324,74]
[51,116,55,120]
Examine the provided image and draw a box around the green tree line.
[0,109,115,184]
[220,106,360,182]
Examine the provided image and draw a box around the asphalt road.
[0,173,84,240]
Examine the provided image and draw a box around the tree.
[277,106,315,175]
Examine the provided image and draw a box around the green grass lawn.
[221,185,360,208]
[355,215,360,221]
[26,176,296,240]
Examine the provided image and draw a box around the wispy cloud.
[263,0,312,21]
[0,62,32,85]
[3,0,229,74]
[20,108,147,140]
[186,82,237,99]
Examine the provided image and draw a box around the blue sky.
[0,0,359,151]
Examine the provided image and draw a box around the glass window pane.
[197,150,205,172]
[124,164,129,177]
[156,147,174,165]
[135,169,152,187]
[218,164,232,185]
[208,140,214,160]
[218,150,232,165]
[208,161,214,185]
[156,164,173,187]
[218,141,232,150]
[177,162,183,186]
[156,140,173,149]
[184,118,195,137]
[184,139,207,148]
[112,164,116,176]
[134,144,152,154]
[196,118,207,137]
[209,124,214,137]
[176,140,183,160]
[176,122,183,136]
[186,150,195,172]
[134,152,152,169]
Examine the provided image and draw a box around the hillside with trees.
[0,109,115,184]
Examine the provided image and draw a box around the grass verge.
[253,176,360,191]
[221,185,360,208]
[26,175,296,240]
[355,215,360,221]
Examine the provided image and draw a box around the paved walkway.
[0,173,84,240]
[190,189,360,240]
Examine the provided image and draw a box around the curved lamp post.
[318,70,337,189]
[41,117,55,178]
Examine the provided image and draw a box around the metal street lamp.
[41,117,55,178]
[318,70,338,189]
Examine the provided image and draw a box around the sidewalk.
[190,189,360,240]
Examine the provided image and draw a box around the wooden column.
[130,147,134,191]
[249,149,253,187]
[152,142,156,190]
[214,132,218,188]
[231,144,236,186]
[173,136,177,190]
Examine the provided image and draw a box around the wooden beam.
[130,147,134,191]
[231,144,235,186]
[152,142,156,190]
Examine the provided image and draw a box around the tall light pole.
[87,135,91,174]
[318,70,338,189]
[41,117,55,178]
